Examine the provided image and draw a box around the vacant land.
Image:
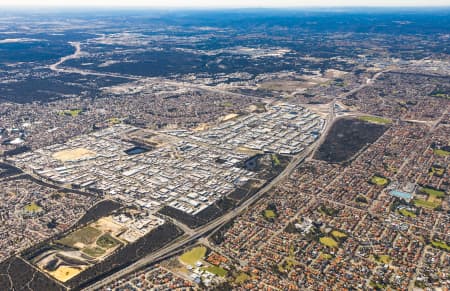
[82,246,105,257]
[315,118,388,163]
[97,234,121,249]
[431,241,450,252]
[235,272,250,284]
[263,209,276,219]
[56,226,102,248]
[359,116,392,124]
[202,265,228,277]
[420,187,445,198]
[24,202,43,213]
[75,200,122,227]
[430,166,445,176]
[179,246,207,266]
[370,175,390,187]
[331,230,347,239]
[320,237,339,248]
[48,266,84,282]
[434,148,450,157]
[59,109,82,117]
[374,254,392,264]
[66,222,183,289]
[413,199,440,209]
[399,208,417,218]
[53,148,96,162]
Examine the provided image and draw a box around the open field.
[57,226,101,247]
[82,246,106,257]
[399,208,416,218]
[57,226,102,248]
[278,257,298,272]
[321,253,333,260]
[431,241,450,252]
[331,230,347,239]
[24,202,42,213]
[420,187,445,198]
[320,237,338,248]
[202,265,228,277]
[59,109,83,117]
[52,148,96,162]
[97,234,121,249]
[430,166,445,176]
[359,116,392,124]
[373,254,392,264]
[263,209,276,219]
[434,148,450,157]
[235,272,250,284]
[179,246,207,266]
[370,175,389,187]
[107,117,121,124]
[413,199,441,209]
[48,266,84,282]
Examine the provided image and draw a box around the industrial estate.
[0,8,449,291]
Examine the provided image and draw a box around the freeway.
[84,69,393,291]
[83,105,336,291]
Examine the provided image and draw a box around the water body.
[124,146,149,155]
[390,190,413,201]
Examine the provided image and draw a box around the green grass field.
[263,209,276,219]
[59,109,82,117]
[201,266,228,277]
[321,253,333,260]
[82,246,106,257]
[24,202,43,213]
[235,272,250,284]
[420,187,445,198]
[413,199,440,210]
[431,241,450,252]
[434,149,450,157]
[331,230,347,239]
[96,233,121,249]
[399,208,416,218]
[359,116,392,124]
[370,175,389,187]
[107,117,121,124]
[179,246,207,266]
[376,255,391,264]
[430,166,445,177]
[57,226,102,248]
[319,237,339,248]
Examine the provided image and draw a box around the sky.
[1,0,449,7]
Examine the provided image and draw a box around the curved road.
[83,107,335,291]
[84,68,394,291]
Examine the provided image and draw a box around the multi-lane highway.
[83,102,337,291]
[84,69,394,290]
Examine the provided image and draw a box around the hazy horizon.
[1,0,449,8]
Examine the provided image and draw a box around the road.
[48,42,257,102]
[84,102,337,291]
[84,145,320,290]
[84,68,395,291]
